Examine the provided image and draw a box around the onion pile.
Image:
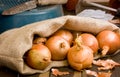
[25,28,120,72]
[96,30,120,56]
[67,37,94,71]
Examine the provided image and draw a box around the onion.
[96,30,120,56]
[53,29,73,45]
[45,36,70,61]
[67,37,94,71]
[79,33,99,54]
[25,43,51,70]
[33,37,47,44]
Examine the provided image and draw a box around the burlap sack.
[0,15,118,75]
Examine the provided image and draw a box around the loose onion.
[33,37,47,44]
[45,36,70,61]
[25,43,51,70]
[96,30,120,56]
[79,33,99,54]
[53,29,73,45]
[67,37,94,71]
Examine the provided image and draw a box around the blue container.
[0,5,63,33]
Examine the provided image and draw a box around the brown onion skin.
[67,39,94,71]
[79,33,99,54]
[45,36,70,61]
[53,29,73,45]
[25,43,51,70]
[33,37,47,44]
[96,30,120,55]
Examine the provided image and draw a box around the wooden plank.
[85,0,110,3]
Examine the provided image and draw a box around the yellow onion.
[96,30,120,56]
[53,29,73,45]
[79,33,99,54]
[45,36,70,61]
[67,37,94,71]
[25,43,51,70]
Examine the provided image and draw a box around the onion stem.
[75,35,83,50]
[60,43,65,48]
[102,46,109,56]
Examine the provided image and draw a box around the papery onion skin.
[67,38,94,71]
[96,30,120,56]
[79,33,99,54]
[45,36,70,61]
[25,43,51,70]
[53,29,73,45]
